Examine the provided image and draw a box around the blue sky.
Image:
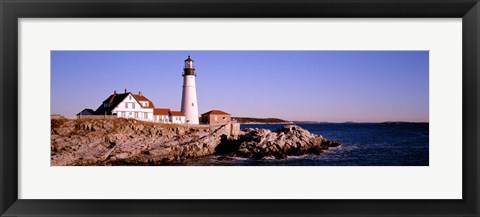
[51,51,429,122]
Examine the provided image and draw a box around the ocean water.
[181,123,429,166]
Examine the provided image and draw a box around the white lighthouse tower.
[181,56,199,124]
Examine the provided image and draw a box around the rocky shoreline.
[51,118,341,166]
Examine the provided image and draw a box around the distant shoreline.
[240,121,429,125]
[232,116,428,125]
[240,122,294,125]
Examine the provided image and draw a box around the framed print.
[1,0,479,216]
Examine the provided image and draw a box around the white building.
[112,90,153,121]
[153,108,171,123]
[180,56,200,124]
[170,111,187,124]
[91,89,186,124]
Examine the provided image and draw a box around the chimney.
[124,88,128,93]
[114,90,117,95]
[139,91,142,96]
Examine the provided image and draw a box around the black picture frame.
[1,0,479,216]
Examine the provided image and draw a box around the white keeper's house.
[82,89,186,124]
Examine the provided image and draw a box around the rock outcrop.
[51,119,340,166]
[215,125,340,159]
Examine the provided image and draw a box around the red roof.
[132,94,155,108]
[202,110,230,116]
[95,93,130,115]
[104,93,128,104]
[154,108,170,115]
[169,111,185,116]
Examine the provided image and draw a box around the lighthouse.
[180,56,199,124]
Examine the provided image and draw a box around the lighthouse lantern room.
[183,55,195,76]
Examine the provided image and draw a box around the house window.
[135,112,138,118]
[129,96,132,100]
[129,112,132,115]
[125,103,128,108]
[145,102,149,106]
[223,117,226,120]
[144,113,148,119]
[192,103,194,107]
[214,116,218,121]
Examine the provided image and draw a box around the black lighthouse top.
[183,55,195,76]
